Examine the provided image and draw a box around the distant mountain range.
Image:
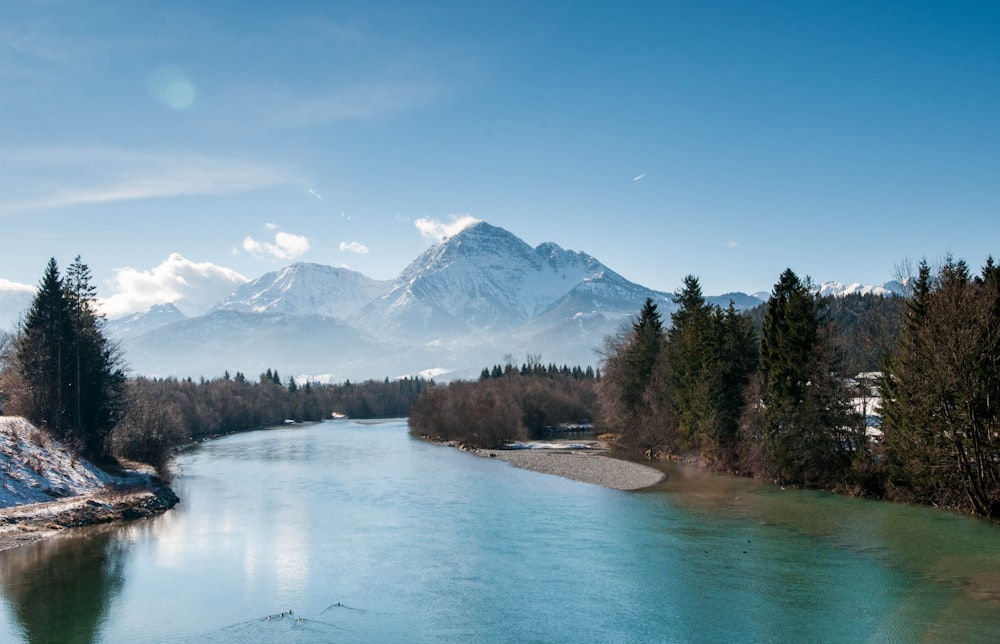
[0,222,906,382]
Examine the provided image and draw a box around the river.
[1,419,999,642]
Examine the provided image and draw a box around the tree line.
[600,258,1000,518]
[109,372,430,469]
[409,361,598,448]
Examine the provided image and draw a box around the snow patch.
[0,417,125,508]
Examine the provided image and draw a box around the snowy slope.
[213,262,390,318]
[0,417,116,507]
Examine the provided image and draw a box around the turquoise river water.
[1,418,999,642]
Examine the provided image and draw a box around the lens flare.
[148,66,196,110]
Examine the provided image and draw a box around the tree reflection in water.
[0,527,125,644]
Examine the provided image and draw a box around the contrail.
[632,173,647,182]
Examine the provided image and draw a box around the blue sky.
[1,0,998,314]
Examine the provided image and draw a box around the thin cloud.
[99,253,248,318]
[251,80,441,126]
[243,226,311,260]
[0,147,303,214]
[726,241,740,249]
[339,241,369,254]
[415,215,481,242]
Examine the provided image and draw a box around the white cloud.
[243,227,311,260]
[0,278,35,293]
[726,241,740,249]
[99,253,248,318]
[339,241,369,254]
[414,215,481,242]
[0,147,303,213]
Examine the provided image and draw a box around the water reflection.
[0,527,125,643]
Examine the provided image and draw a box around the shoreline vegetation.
[408,259,1000,521]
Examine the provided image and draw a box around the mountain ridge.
[1,222,907,381]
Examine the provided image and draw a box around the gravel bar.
[477,448,665,490]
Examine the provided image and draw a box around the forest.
[408,361,598,448]
[409,257,1000,519]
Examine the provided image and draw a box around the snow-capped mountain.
[353,221,655,341]
[749,280,906,303]
[18,220,899,381]
[816,280,906,298]
[213,263,391,318]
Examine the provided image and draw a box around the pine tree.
[759,269,853,485]
[16,258,124,460]
[623,297,665,410]
[598,297,670,450]
[668,276,716,450]
[65,256,125,459]
[713,301,758,450]
[17,259,73,435]
[881,257,1000,515]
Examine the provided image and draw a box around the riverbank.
[477,445,665,490]
[0,481,178,551]
[421,434,666,490]
[0,416,179,551]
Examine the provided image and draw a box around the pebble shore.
[476,447,665,490]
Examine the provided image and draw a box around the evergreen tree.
[881,257,1000,515]
[758,269,854,485]
[16,258,123,460]
[599,298,670,450]
[65,256,125,458]
[623,297,665,410]
[667,276,716,450]
[713,301,758,450]
[17,259,73,435]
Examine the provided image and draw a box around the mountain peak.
[355,221,654,340]
[213,263,390,318]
